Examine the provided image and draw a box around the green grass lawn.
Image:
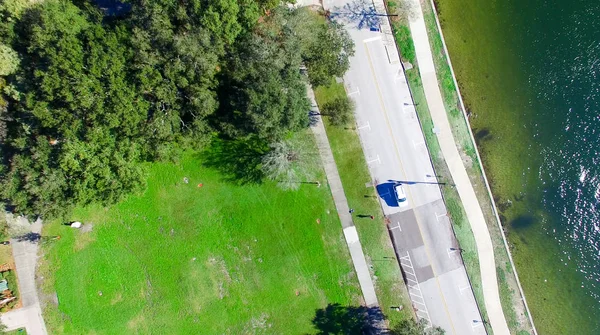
[314,82,413,327]
[38,131,362,334]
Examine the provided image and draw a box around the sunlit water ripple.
[532,4,600,306]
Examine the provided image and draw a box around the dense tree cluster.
[0,0,354,217]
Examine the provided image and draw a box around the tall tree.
[302,21,354,86]
[321,95,355,126]
[216,29,310,141]
[0,0,147,217]
[215,6,355,141]
[0,1,354,217]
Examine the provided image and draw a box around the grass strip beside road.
[315,82,413,328]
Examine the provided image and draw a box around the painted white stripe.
[363,36,383,43]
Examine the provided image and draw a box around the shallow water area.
[435,0,600,333]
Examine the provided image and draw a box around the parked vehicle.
[394,184,408,207]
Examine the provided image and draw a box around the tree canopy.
[0,0,355,217]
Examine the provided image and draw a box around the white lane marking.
[410,292,424,300]
[412,140,425,148]
[472,321,484,329]
[398,251,432,327]
[394,75,406,84]
[459,285,471,294]
[389,222,402,231]
[345,81,360,96]
[435,212,448,222]
[347,88,360,96]
[363,36,383,43]
[367,155,381,165]
[357,121,371,130]
[447,248,459,258]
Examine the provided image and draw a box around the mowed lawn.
[39,134,362,334]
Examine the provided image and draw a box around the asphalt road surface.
[327,1,488,333]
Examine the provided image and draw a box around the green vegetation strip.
[38,134,362,334]
[314,82,413,327]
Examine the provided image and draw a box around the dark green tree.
[312,303,373,335]
[321,95,355,126]
[303,21,354,86]
[0,0,147,217]
[215,6,355,141]
[216,36,310,140]
[0,1,353,217]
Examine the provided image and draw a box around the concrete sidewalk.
[307,86,379,308]
[1,219,48,335]
[407,0,510,334]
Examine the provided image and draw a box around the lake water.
[435,0,600,333]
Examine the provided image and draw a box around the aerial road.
[325,0,487,333]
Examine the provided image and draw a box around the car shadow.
[376,182,399,207]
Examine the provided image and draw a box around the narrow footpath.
[307,86,379,308]
[406,0,510,334]
[1,219,48,335]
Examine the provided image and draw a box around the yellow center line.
[364,41,458,335]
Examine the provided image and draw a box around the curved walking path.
[1,219,48,335]
[406,0,510,334]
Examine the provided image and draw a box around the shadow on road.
[376,182,399,207]
[386,179,446,186]
[15,232,41,243]
[328,0,382,30]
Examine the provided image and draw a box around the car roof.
[394,184,406,197]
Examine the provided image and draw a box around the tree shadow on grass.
[312,303,386,335]
[201,137,268,184]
